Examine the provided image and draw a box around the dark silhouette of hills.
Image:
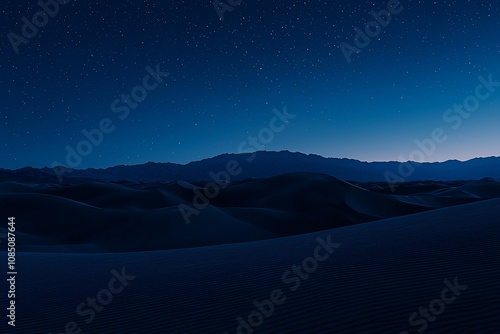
[2,151,500,183]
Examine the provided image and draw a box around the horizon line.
[4,150,500,171]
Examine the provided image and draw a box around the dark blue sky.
[1,0,499,169]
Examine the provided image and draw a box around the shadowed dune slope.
[0,173,500,252]
[0,173,492,252]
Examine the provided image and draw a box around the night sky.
[1,0,499,169]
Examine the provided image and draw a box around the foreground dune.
[1,198,499,333]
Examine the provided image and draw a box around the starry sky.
[1,0,499,169]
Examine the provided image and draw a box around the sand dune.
[1,173,494,252]
[2,198,498,333]
[1,173,499,333]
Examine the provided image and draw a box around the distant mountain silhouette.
[3,151,500,183]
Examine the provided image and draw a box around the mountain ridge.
[2,150,500,183]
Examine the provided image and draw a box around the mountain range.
[2,150,500,183]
